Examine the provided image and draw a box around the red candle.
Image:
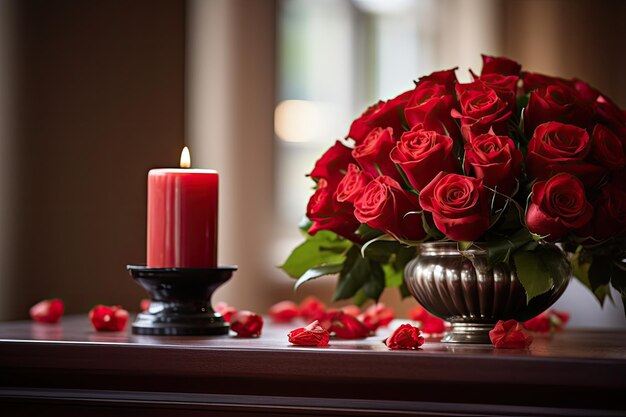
[147,148,218,268]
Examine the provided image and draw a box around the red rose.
[415,68,458,93]
[288,320,330,347]
[522,72,572,93]
[327,311,371,339]
[464,132,523,198]
[268,300,299,323]
[572,78,601,104]
[404,81,460,140]
[451,80,512,141]
[390,127,460,191]
[307,178,360,241]
[385,323,424,350]
[526,122,606,186]
[489,320,533,349]
[524,84,592,136]
[309,141,355,185]
[299,296,326,321]
[480,55,521,76]
[335,164,373,204]
[472,73,518,111]
[215,301,237,322]
[89,305,129,332]
[230,310,263,338]
[591,124,626,171]
[585,182,626,241]
[354,176,426,241]
[526,173,593,241]
[30,299,64,324]
[352,127,402,181]
[419,172,491,241]
[595,95,626,135]
[347,90,412,143]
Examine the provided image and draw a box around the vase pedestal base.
[442,322,494,344]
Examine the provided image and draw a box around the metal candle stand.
[127,265,237,336]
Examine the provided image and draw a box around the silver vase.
[404,242,570,344]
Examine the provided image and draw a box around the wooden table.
[0,315,624,416]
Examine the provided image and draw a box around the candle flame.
[180,146,191,168]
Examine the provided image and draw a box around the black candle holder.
[127,265,237,336]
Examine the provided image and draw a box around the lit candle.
[147,147,218,268]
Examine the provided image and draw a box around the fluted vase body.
[404,242,570,343]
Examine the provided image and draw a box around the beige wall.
[0,0,186,320]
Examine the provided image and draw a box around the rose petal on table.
[364,303,395,327]
[230,310,263,338]
[288,320,330,346]
[489,319,533,349]
[215,301,238,323]
[340,305,361,318]
[268,300,299,322]
[298,296,326,321]
[385,323,424,350]
[29,299,64,324]
[523,312,551,333]
[89,305,129,332]
[329,311,371,339]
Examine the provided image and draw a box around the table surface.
[0,315,625,416]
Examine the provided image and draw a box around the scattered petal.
[30,299,64,324]
[288,320,330,346]
[489,320,533,349]
[140,298,151,312]
[386,323,424,349]
[89,305,129,332]
[215,301,238,323]
[299,296,326,321]
[269,300,299,322]
[230,310,263,337]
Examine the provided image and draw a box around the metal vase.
[404,242,570,344]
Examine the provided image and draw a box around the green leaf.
[280,231,351,278]
[382,263,403,287]
[294,264,343,291]
[513,249,554,303]
[363,262,385,301]
[572,249,610,306]
[589,255,612,294]
[352,289,368,307]
[333,249,370,302]
[486,229,533,265]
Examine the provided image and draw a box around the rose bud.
[288,320,330,347]
[89,305,129,332]
[489,320,533,349]
[30,298,64,324]
[215,301,237,323]
[480,54,521,76]
[328,311,371,339]
[268,300,299,323]
[299,296,326,321]
[385,323,424,350]
[140,298,151,312]
[230,310,263,338]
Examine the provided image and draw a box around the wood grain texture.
[0,316,625,416]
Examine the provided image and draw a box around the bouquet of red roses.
[281,55,626,312]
